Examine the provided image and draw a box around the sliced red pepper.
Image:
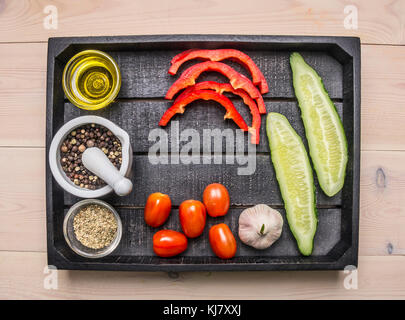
[167,61,266,114]
[184,80,266,115]
[159,89,248,131]
[169,49,269,94]
[165,61,266,113]
[171,49,195,64]
[175,81,261,144]
[255,94,266,115]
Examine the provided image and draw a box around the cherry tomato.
[153,230,188,257]
[209,223,237,259]
[203,183,230,217]
[144,192,172,227]
[179,200,207,238]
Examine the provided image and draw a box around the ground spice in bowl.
[73,204,118,249]
[59,123,122,190]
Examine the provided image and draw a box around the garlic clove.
[238,204,283,250]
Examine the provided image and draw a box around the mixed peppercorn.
[60,123,122,189]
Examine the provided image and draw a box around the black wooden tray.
[46,35,360,271]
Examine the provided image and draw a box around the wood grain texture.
[359,151,405,256]
[0,43,46,147]
[0,251,404,299]
[1,42,405,151]
[44,40,354,270]
[361,45,405,151]
[0,0,404,45]
[0,0,404,297]
[0,148,404,257]
[0,148,46,252]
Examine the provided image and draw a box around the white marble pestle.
[82,147,133,196]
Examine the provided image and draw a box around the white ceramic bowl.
[49,116,132,198]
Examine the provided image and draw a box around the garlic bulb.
[238,204,283,249]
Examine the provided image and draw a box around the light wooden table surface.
[1,0,404,300]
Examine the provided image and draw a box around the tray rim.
[46,34,360,272]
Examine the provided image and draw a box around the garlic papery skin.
[238,204,283,250]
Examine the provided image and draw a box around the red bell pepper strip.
[175,81,266,116]
[171,49,194,64]
[174,81,261,144]
[169,49,269,94]
[165,61,266,112]
[166,61,260,100]
[159,89,249,131]
[255,94,266,115]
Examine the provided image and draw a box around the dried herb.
[73,204,118,249]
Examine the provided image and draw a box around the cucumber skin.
[266,113,317,256]
[290,52,348,197]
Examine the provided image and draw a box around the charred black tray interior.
[46,35,360,271]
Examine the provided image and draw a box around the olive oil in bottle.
[63,50,121,110]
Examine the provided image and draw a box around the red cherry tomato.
[144,193,172,227]
[209,223,237,259]
[179,200,207,238]
[203,183,230,217]
[153,230,188,257]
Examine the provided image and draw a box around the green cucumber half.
[290,52,348,197]
[266,112,317,256]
